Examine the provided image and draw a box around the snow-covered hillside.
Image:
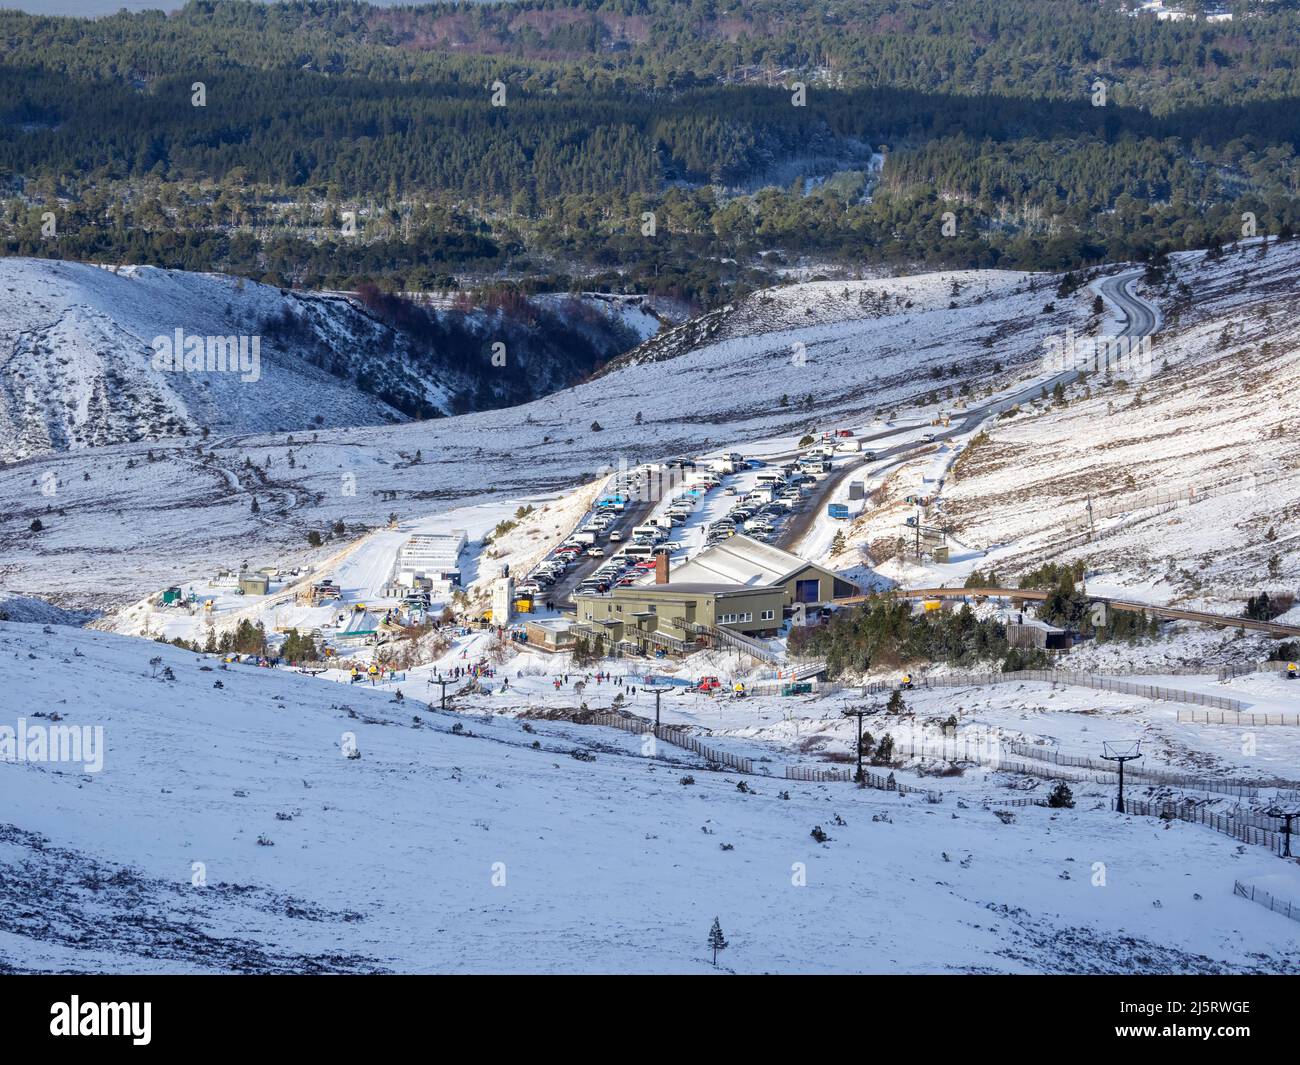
[935,242,1300,609]
[0,259,409,458]
[4,243,1297,621]
[3,620,1296,974]
[0,264,1080,608]
[0,259,652,462]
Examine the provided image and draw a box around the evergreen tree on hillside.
[707,917,728,967]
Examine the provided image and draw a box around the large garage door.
[795,579,821,603]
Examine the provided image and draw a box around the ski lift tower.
[1266,805,1300,858]
[902,518,948,563]
[1101,740,1143,814]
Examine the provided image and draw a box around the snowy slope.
[934,241,1300,609]
[3,620,1297,974]
[0,259,412,458]
[0,259,654,463]
[0,264,1081,608]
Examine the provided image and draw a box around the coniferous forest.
[4,0,1300,306]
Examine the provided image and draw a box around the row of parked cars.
[517,466,658,597]
[570,462,733,594]
[706,463,815,547]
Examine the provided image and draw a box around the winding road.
[777,267,1160,551]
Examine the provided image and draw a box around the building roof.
[611,581,778,598]
[573,580,783,604]
[398,531,466,568]
[669,535,823,588]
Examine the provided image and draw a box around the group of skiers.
[549,672,636,695]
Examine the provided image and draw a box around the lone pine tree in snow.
[708,917,728,967]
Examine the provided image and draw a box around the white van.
[622,543,654,559]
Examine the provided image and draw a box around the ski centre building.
[570,536,856,655]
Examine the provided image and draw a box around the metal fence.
[1178,708,1300,727]
[782,762,942,800]
[1123,797,1285,854]
[744,679,847,698]
[889,734,1263,797]
[1234,881,1300,923]
[784,764,852,783]
[588,711,754,773]
[907,669,1247,711]
[998,739,1261,797]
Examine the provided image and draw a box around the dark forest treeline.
[6,0,1300,110]
[3,0,1300,301]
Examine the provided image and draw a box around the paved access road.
[778,268,1158,551]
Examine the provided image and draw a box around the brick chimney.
[654,553,670,585]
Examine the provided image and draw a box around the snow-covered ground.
[4,620,1298,974]
[937,242,1300,607]
[6,243,1300,975]
[0,262,1079,609]
[0,257,653,463]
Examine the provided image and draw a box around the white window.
[761,609,775,621]
[740,612,752,623]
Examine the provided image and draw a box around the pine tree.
[1047,781,1075,808]
[707,917,728,967]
